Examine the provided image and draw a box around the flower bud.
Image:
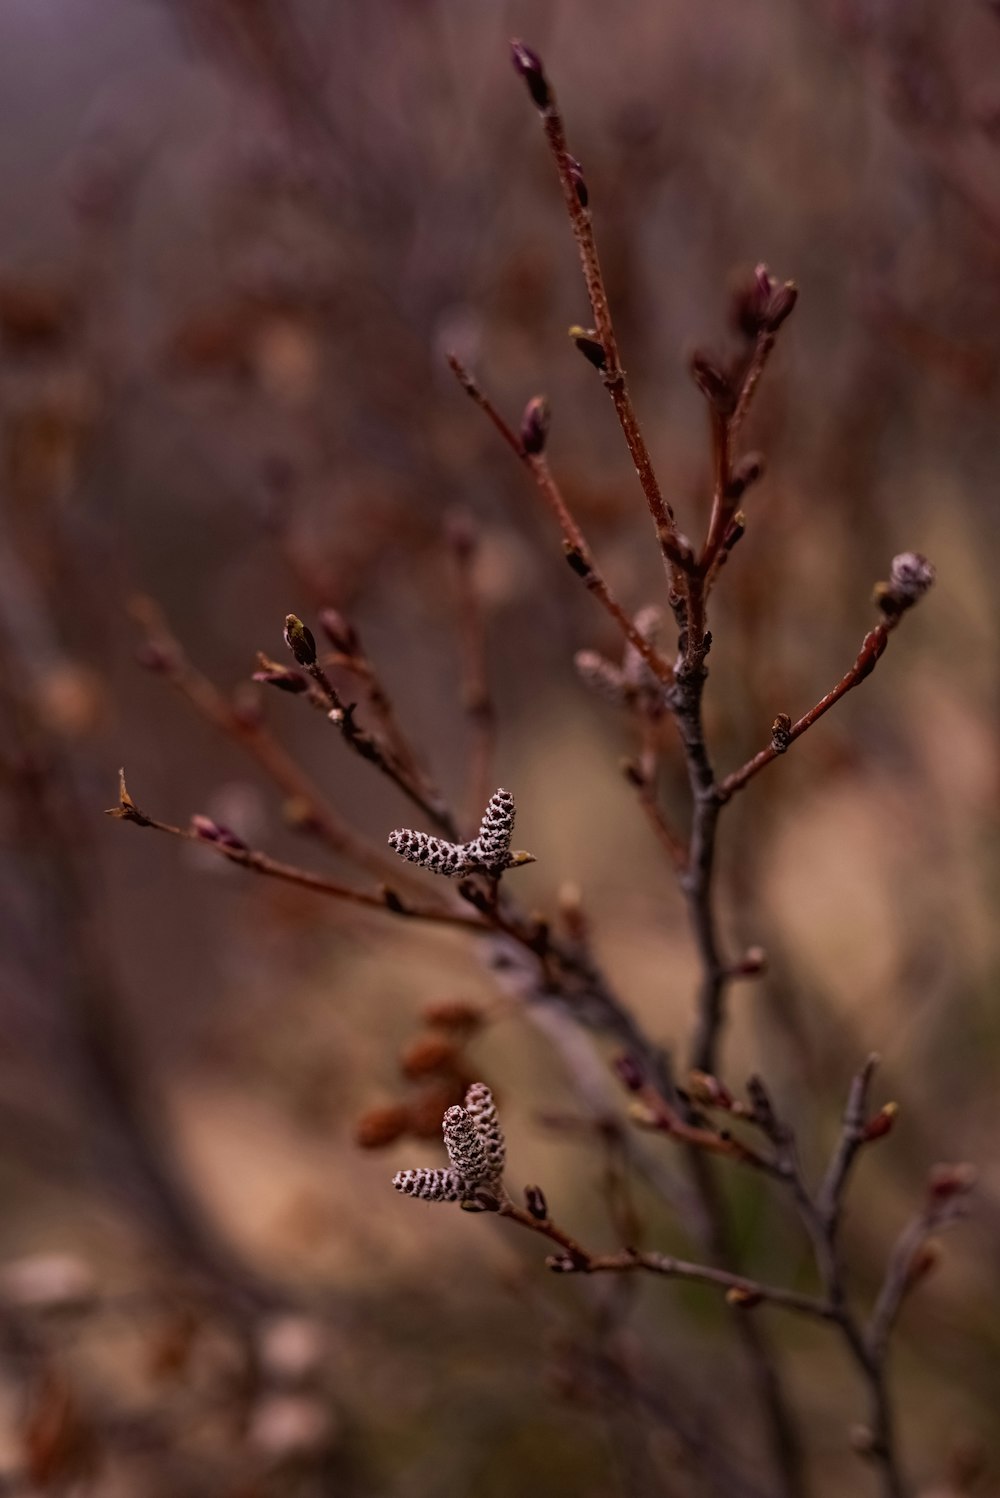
[726,1285,762,1309]
[861,1101,898,1143]
[524,1185,549,1221]
[191,815,248,852]
[689,350,736,414]
[770,713,792,753]
[283,614,316,667]
[510,40,551,110]
[568,325,606,371]
[520,395,551,455]
[253,655,309,694]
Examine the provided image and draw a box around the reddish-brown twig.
[129,596,398,882]
[717,621,896,804]
[510,43,684,588]
[498,1201,831,1323]
[447,355,675,688]
[107,770,482,933]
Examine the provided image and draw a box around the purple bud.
[520,395,551,455]
[889,552,935,604]
[510,39,551,110]
[613,1053,644,1093]
[191,815,248,852]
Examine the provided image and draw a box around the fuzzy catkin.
[388,827,475,877]
[389,788,522,878]
[464,1083,506,1181]
[442,1106,490,1183]
[392,1168,465,1202]
[471,787,515,873]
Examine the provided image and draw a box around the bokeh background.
[0,2,997,1495]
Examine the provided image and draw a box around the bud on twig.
[861,1101,898,1143]
[566,155,588,207]
[770,713,792,753]
[726,1285,763,1310]
[732,265,798,338]
[520,395,551,455]
[568,326,607,371]
[510,39,551,110]
[524,1185,549,1221]
[687,1071,735,1109]
[689,350,736,415]
[283,614,317,667]
[727,452,765,500]
[564,543,592,578]
[253,655,309,694]
[191,814,248,853]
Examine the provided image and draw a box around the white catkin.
[442,1106,490,1183]
[389,789,522,878]
[464,1083,506,1181]
[392,1168,465,1202]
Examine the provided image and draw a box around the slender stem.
[817,1054,881,1237]
[498,1202,831,1322]
[303,656,460,839]
[447,356,675,687]
[129,596,398,882]
[108,782,483,933]
[717,621,896,804]
[528,85,684,587]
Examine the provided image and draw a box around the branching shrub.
[103,36,973,1498]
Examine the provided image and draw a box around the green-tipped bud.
[283,614,317,667]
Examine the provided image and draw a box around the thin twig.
[511,44,685,587]
[498,1202,831,1323]
[107,771,482,933]
[817,1054,882,1238]
[447,356,675,687]
[716,621,896,804]
[129,596,398,882]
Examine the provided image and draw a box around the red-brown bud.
[568,325,607,371]
[689,350,737,414]
[191,815,248,852]
[511,40,551,110]
[520,395,551,455]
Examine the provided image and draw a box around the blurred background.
[0,1,997,1494]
